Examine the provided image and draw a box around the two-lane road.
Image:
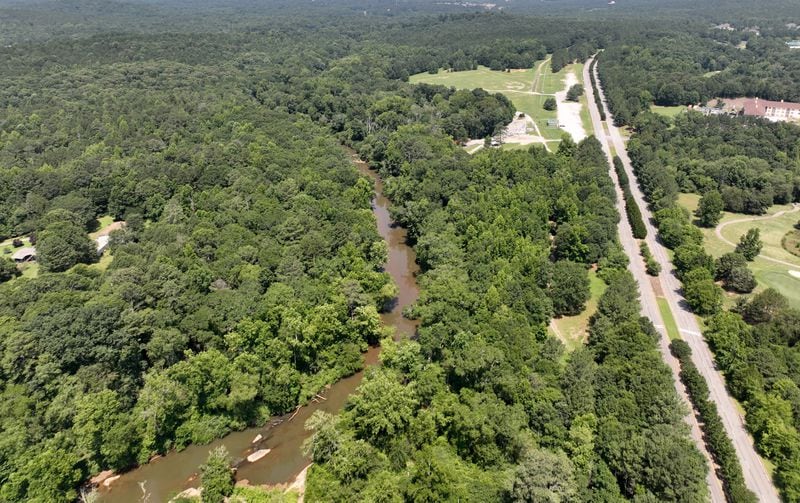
[586,56,779,502]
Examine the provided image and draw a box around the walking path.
[715,204,800,268]
[587,56,779,502]
[582,57,727,503]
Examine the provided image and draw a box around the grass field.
[677,193,800,309]
[657,297,680,340]
[651,105,686,118]
[0,236,33,257]
[552,270,606,351]
[410,60,587,145]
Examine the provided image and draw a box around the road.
[715,204,800,269]
[585,56,780,502]
[582,58,727,503]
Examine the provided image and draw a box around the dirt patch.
[650,277,665,297]
[555,72,587,143]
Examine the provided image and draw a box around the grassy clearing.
[410,60,589,146]
[651,105,686,118]
[19,262,39,280]
[1,236,33,257]
[89,215,115,238]
[409,65,536,92]
[656,297,680,340]
[90,251,114,272]
[552,270,606,351]
[677,193,800,309]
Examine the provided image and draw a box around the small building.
[96,235,110,255]
[546,119,559,127]
[787,41,800,50]
[12,247,36,263]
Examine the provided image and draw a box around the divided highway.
[581,57,726,503]
[585,56,780,503]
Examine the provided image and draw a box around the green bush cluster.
[669,340,757,503]
[639,242,661,276]
[588,58,606,121]
[614,155,647,239]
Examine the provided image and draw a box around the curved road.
[582,58,726,503]
[587,57,780,502]
[715,204,800,268]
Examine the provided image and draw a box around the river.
[99,154,420,502]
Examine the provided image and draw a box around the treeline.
[614,156,647,239]
[670,340,756,503]
[621,75,800,501]
[598,29,800,125]
[588,57,606,121]
[628,112,800,215]
[304,130,710,501]
[705,296,800,500]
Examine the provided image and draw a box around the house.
[12,247,36,263]
[787,41,800,50]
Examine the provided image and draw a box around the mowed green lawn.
[409,65,536,93]
[651,105,686,118]
[678,193,800,309]
[410,61,586,143]
[552,270,607,351]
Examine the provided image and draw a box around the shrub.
[626,195,647,239]
[543,97,557,111]
[669,340,757,503]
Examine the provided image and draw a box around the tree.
[543,97,557,111]
[566,84,584,102]
[0,257,20,282]
[735,228,762,261]
[695,190,724,227]
[683,268,723,315]
[549,260,590,316]
[727,266,756,293]
[200,446,234,503]
[715,252,747,282]
[510,449,577,502]
[36,221,96,272]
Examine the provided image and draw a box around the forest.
[1,1,800,501]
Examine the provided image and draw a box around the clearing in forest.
[549,269,606,351]
[410,59,591,147]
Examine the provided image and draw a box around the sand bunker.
[555,72,587,143]
[789,270,800,279]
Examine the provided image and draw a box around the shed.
[12,247,36,262]
[546,119,559,127]
[96,235,110,255]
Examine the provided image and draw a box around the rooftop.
[12,247,36,261]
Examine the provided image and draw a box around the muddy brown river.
[99,154,419,502]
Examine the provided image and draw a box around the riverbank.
[97,151,420,503]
